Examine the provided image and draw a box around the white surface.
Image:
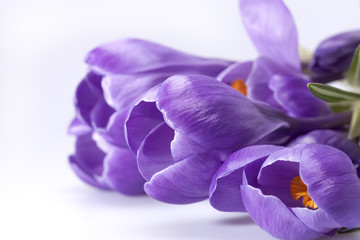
[0,0,360,239]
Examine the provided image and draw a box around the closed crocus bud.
[309,30,360,82]
[69,38,232,195]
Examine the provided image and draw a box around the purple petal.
[171,131,209,162]
[269,75,332,118]
[246,58,285,111]
[69,133,110,190]
[125,86,164,154]
[300,144,360,228]
[137,123,174,181]
[102,147,145,195]
[288,130,360,162]
[217,61,253,84]
[144,152,223,204]
[239,0,300,72]
[68,117,92,136]
[157,75,291,150]
[291,208,341,234]
[90,99,115,129]
[310,30,360,75]
[209,145,284,212]
[75,79,99,126]
[85,38,231,75]
[241,184,323,240]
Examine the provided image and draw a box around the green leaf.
[307,83,360,102]
[347,45,360,86]
[349,102,360,139]
[329,102,352,113]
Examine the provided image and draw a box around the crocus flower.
[217,0,332,118]
[309,30,360,82]
[69,38,232,194]
[126,74,351,203]
[210,144,360,240]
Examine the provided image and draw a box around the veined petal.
[209,145,284,212]
[171,131,209,162]
[144,152,223,204]
[102,147,145,195]
[157,75,291,150]
[291,208,341,234]
[137,123,174,181]
[239,0,300,72]
[300,144,360,228]
[85,38,231,75]
[241,184,323,240]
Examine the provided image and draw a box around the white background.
[1,0,360,239]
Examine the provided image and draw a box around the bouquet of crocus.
[68,0,360,239]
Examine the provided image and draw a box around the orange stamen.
[231,79,247,96]
[290,176,317,209]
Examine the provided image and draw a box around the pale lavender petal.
[217,61,253,84]
[103,147,145,195]
[144,152,223,204]
[241,184,323,240]
[300,144,360,228]
[239,0,300,72]
[85,38,231,75]
[137,123,174,181]
[68,117,92,136]
[209,145,284,212]
[291,208,341,234]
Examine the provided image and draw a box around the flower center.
[231,79,247,96]
[290,176,318,209]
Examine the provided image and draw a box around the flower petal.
[68,117,92,136]
[170,131,209,162]
[85,38,231,75]
[157,75,291,150]
[144,152,223,204]
[241,184,323,240]
[310,30,360,75]
[125,86,164,154]
[300,144,360,228]
[69,133,109,190]
[209,145,284,212]
[239,0,300,72]
[137,123,174,181]
[269,75,332,118]
[102,147,145,195]
[291,207,341,234]
[288,130,360,162]
[217,61,253,84]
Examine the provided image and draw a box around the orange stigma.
[290,176,317,209]
[231,79,247,96]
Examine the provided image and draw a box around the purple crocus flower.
[217,0,332,118]
[69,38,232,194]
[309,30,360,83]
[210,144,360,240]
[126,74,351,203]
